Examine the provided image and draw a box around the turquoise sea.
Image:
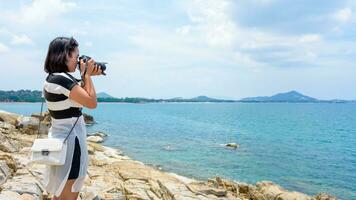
[0,102,355,199]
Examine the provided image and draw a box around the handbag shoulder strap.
[62,72,83,143]
[36,97,81,143]
[38,72,83,142]
[36,100,44,138]
[63,116,81,143]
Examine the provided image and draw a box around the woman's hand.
[91,63,103,76]
[79,58,102,77]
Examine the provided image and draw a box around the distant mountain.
[190,96,220,102]
[168,97,183,100]
[0,90,354,103]
[164,96,234,102]
[96,95,234,103]
[97,92,114,98]
[240,91,318,102]
[166,97,184,101]
[0,90,233,103]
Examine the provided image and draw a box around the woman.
[42,36,102,200]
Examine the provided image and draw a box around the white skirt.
[42,115,89,197]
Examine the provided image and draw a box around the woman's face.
[67,47,79,72]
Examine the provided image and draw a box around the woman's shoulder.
[45,72,79,91]
[46,72,80,83]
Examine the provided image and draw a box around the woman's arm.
[69,59,101,109]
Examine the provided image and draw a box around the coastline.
[0,110,337,200]
[0,101,355,105]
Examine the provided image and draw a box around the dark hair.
[44,37,79,73]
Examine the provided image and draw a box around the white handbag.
[29,101,81,166]
[30,138,68,165]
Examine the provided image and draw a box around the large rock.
[87,145,95,155]
[103,146,124,158]
[19,125,39,135]
[16,117,39,129]
[0,110,20,126]
[16,116,50,135]
[108,161,220,200]
[87,141,106,152]
[0,160,11,185]
[122,179,153,199]
[251,181,312,200]
[0,153,17,174]
[83,164,125,199]
[1,174,43,200]
[314,193,338,200]
[87,135,104,143]
[225,143,239,149]
[0,190,23,200]
[31,111,51,126]
[0,134,18,152]
[0,121,15,135]
[31,111,95,125]
[88,131,108,138]
[92,151,119,165]
[83,113,95,125]
[187,182,227,197]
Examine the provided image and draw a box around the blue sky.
[0,0,355,100]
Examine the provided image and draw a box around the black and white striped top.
[43,72,83,119]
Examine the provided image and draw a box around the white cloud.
[180,0,299,66]
[332,26,343,34]
[11,34,34,45]
[239,29,294,50]
[69,29,88,37]
[334,7,352,23]
[8,0,76,25]
[233,51,265,69]
[0,0,354,99]
[0,28,11,36]
[180,1,352,69]
[0,43,9,53]
[299,34,321,43]
[84,42,93,47]
[175,25,191,35]
[105,0,351,75]
[305,51,317,59]
[184,0,238,48]
[250,0,275,4]
[0,28,34,46]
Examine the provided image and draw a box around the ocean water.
[1,102,355,199]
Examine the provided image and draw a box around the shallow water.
[1,102,355,199]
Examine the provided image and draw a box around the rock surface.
[0,110,338,200]
[225,143,239,149]
[31,111,95,126]
[87,135,104,143]
[88,131,108,138]
[83,113,95,125]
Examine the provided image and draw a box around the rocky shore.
[0,110,337,200]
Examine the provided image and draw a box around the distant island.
[96,92,114,98]
[0,90,354,103]
[239,90,353,103]
[0,90,42,102]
